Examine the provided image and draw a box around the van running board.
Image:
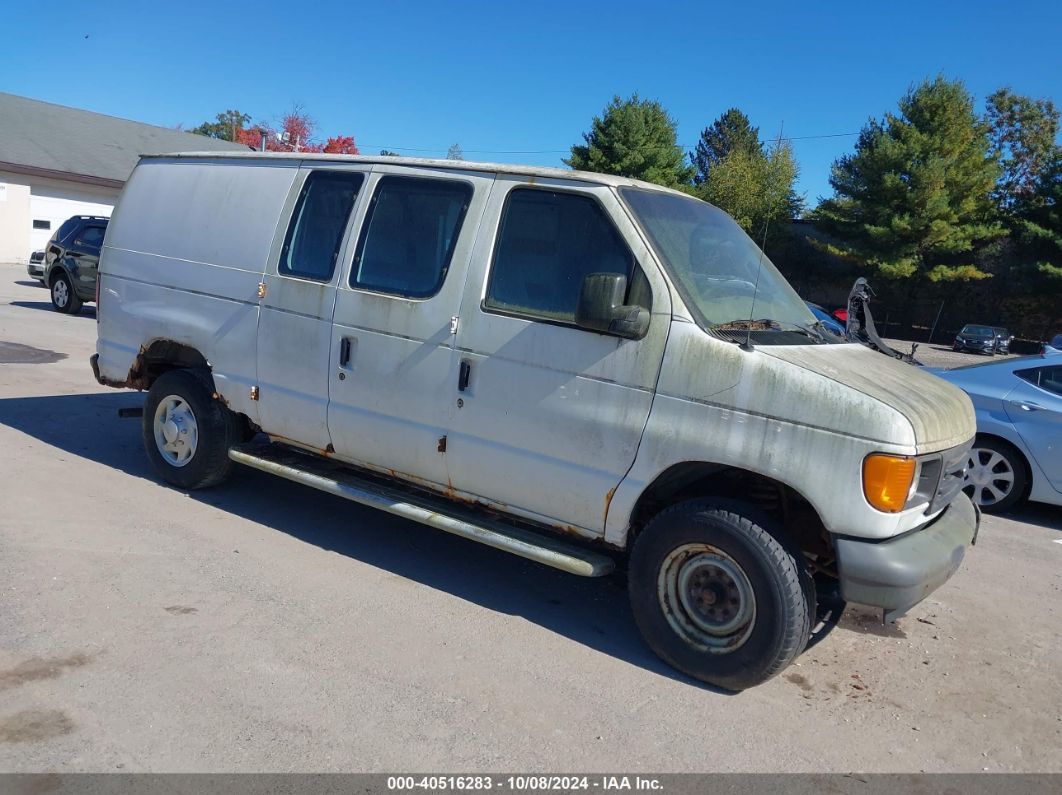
[228,443,615,578]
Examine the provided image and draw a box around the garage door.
[30,191,114,251]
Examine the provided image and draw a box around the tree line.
[189,107,466,161]
[190,107,359,154]
[189,81,1059,338]
[565,81,1060,340]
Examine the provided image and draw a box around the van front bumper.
[833,493,979,622]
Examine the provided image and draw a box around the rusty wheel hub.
[658,544,756,653]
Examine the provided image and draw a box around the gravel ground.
[884,338,1020,370]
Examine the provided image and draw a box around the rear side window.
[280,171,364,280]
[350,176,472,298]
[1017,365,1062,396]
[484,188,639,324]
[56,218,80,244]
[77,225,106,249]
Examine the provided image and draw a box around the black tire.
[50,271,83,314]
[963,436,1028,513]
[628,500,813,691]
[142,369,239,490]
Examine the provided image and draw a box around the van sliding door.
[325,166,492,489]
[255,167,369,451]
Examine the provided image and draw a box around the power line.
[358,131,861,156]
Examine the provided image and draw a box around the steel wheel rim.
[658,543,756,654]
[963,447,1015,507]
[153,395,199,468]
[52,279,69,307]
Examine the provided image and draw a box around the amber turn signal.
[862,454,917,513]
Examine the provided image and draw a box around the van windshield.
[619,187,816,337]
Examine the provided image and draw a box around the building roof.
[143,151,687,196]
[0,92,249,188]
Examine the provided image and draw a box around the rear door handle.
[339,337,352,367]
[458,360,471,392]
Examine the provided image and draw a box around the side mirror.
[575,273,649,340]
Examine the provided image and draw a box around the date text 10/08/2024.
[387,776,663,791]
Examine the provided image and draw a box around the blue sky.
[5,1,1060,204]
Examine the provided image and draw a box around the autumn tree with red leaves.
[192,107,359,155]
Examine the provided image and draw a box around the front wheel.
[50,272,83,314]
[628,500,813,691]
[142,369,239,490]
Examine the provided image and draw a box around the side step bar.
[228,443,615,578]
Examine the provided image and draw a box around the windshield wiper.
[712,318,828,343]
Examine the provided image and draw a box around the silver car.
[932,353,1062,511]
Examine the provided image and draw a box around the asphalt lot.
[0,266,1060,773]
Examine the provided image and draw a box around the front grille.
[928,440,972,514]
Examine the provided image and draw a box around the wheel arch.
[972,431,1033,497]
[118,339,212,391]
[624,461,834,572]
[46,263,71,286]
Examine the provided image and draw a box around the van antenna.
[741,121,784,353]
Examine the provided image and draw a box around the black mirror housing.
[576,273,650,340]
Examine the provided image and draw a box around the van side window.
[350,176,472,298]
[484,188,645,324]
[280,171,364,280]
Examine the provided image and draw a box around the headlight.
[862,454,917,513]
[863,452,945,513]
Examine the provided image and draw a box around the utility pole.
[928,300,945,344]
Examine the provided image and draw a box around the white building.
[0,92,247,263]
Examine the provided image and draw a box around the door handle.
[339,337,352,367]
[1010,400,1041,412]
[458,360,471,392]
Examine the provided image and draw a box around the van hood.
[763,343,975,454]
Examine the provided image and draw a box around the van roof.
[141,151,688,196]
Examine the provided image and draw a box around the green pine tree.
[816,77,1003,281]
[1015,152,1062,282]
[566,95,693,188]
[690,108,762,186]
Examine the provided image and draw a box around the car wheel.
[142,369,240,490]
[50,272,83,314]
[963,438,1027,513]
[628,499,813,691]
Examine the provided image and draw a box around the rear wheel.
[964,437,1027,512]
[50,272,83,314]
[628,500,813,691]
[142,369,239,489]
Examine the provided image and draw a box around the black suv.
[953,323,1003,355]
[991,327,1013,354]
[43,215,109,314]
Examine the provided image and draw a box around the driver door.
[442,177,671,534]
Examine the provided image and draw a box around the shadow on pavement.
[14,280,48,289]
[9,301,96,319]
[0,391,740,692]
[1003,502,1062,534]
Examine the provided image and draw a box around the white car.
[92,152,979,690]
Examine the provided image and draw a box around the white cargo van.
[93,153,979,690]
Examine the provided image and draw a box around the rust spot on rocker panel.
[604,485,618,526]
